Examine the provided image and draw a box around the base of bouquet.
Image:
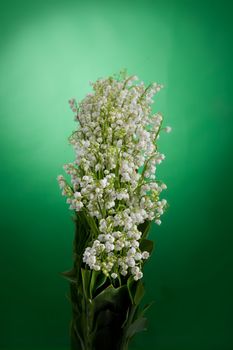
[61,214,153,350]
[68,272,148,350]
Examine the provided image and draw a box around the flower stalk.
[58,71,171,349]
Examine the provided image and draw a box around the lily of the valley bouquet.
[57,71,171,350]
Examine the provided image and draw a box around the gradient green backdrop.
[0,0,233,349]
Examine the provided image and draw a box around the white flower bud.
[142,251,150,259]
[164,126,172,133]
[155,219,161,225]
[59,73,168,280]
[126,257,136,267]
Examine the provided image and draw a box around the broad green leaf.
[71,316,85,350]
[90,271,108,298]
[95,272,107,290]
[127,278,145,306]
[140,238,154,254]
[90,286,131,350]
[127,276,136,304]
[125,316,147,339]
[89,270,107,298]
[121,307,130,328]
[138,220,152,239]
[60,268,77,283]
[89,270,99,298]
[134,280,145,305]
[93,285,130,315]
[93,308,119,331]
[141,301,154,316]
[94,320,125,350]
[93,308,129,350]
[81,268,92,300]
[69,283,83,316]
[135,301,155,322]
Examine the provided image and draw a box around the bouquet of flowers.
[57,71,171,350]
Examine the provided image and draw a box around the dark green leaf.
[89,270,107,298]
[127,278,145,306]
[127,276,136,304]
[134,280,145,305]
[121,307,130,328]
[89,270,99,298]
[93,285,130,315]
[138,220,152,239]
[142,301,154,315]
[140,238,154,255]
[126,316,147,339]
[93,308,118,331]
[71,316,85,350]
[81,268,92,300]
[60,268,77,283]
[95,273,107,290]
[135,301,155,322]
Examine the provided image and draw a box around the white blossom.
[57,72,171,281]
[142,251,150,259]
[164,126,172,133]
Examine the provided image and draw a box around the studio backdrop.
[0,0,232,349]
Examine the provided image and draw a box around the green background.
[0,0,233,349]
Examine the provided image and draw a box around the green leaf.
[89,270,99,298]
[60,268,77,283]
[121,307,130,328]
[93,308,119,331]
[136,301,155,321]
[69,283,83,316]
[141,301,154,315]
[93,308,127,350]
[134,280,145,305]
[71,316,85,350]
[125,316,147,339]
[127,278,145,306]
[93,285,130,315]
[140,238,154,255]
[90,285,131,349]
[81,268,92,300]
[138,220,152,239]
[89,271,107,298]
[127,276,136,304]
[95,272,108,293]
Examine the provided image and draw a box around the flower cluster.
[57,72,171,281]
